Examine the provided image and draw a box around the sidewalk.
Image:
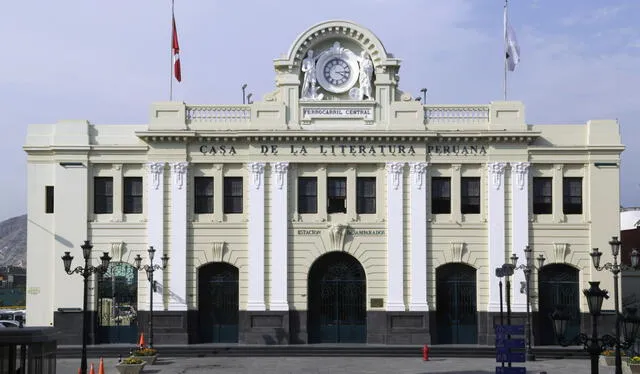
[57,356,593,373]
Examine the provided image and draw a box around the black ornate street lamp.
[511,246,546,361]
[551,281,613,374]
[61,240,111,374]
[591,236,640,374]
[134,246,169,348]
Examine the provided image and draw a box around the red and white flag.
[172,15,181,82]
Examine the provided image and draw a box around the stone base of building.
[137,310,189,345]
[52,309,610,346]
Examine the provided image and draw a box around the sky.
[2,0,640,221]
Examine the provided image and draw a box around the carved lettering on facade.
[427,145,487,155]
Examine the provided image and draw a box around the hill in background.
[0,214,26,268]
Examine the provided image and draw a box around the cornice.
[136,130,542,144]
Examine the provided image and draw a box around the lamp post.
[134,246,169,348]
[61,240,111,374]
[551,281,613,374]
[591,236,640,374]
[551,282,640,374]
[241,83,247,104]
[511,246,546,361]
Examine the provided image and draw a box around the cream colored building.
[24,20,623,345]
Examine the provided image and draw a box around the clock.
[315,43,359,94]
[323,57,351,87]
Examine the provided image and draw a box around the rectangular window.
[461,177,481,214]
[563,177,582,214]
[45,186,54,214]
[298,177,318,214]
[356,177,376,214]
[327,177,347,214]
[123,177,143,214]
[94,177,113,214]
[533,177,552,214]
[431,177,451,214]
[194,177,214,214]
[224,177,243,214]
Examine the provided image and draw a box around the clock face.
[323,58,351,87]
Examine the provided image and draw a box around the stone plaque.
[370,298,384,308]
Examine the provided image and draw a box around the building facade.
[24,20,623,345]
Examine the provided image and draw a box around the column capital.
[171,162,189,190]
[385,161,405,190]
[247,162,266,189]
[511,162,530,190]
[146,162,166,190]
[271,161,289,190]
[409,162,428,190]
[487,162,507,190]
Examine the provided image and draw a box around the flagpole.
[503,0,508,101]
[170,0,175,101]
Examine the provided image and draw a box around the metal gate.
[96,262,138,344]
[538,264,579,345]
[436,263,477,344]
[308,252,366,343]
[198,263,239,343]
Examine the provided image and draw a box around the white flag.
[504,9,520,71]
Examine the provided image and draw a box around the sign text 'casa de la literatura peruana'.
[197,144,488,156]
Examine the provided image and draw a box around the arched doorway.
[538,264,579,345]
[96,262,138,344]
[307,252,366,343]
[198,262,239,343]
[436,263,477,344]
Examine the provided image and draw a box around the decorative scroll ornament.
[247,162,265,189]
[553,243,569,263]
[487,162,507,190]
[172,162,189,190]
[328,224,348,252]
[409,162,428,190]
[147,162,165,190]
[450,242,465,263]
[272,162,289,190]
[386,162,405,190]
[110,241,124,262]
[211,242,227,262]
[511,162,530,190]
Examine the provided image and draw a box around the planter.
[133,354,158,365]
[115,362,146,374]
[630,364,640,374]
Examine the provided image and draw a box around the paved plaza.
[57,356,597,373]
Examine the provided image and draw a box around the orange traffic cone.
[98,357,105,374]
[89,362,95,374]
[138,332,145,348]
[78,368,81,374]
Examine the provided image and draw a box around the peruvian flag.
[172,15,181,82]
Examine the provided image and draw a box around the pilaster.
[409,162,428,311]
[146,161,165,311]
[511,162,530,312]
[169,161,188,311]
[247,162,266,311]
[487,162,507,312]
[270,162,289,311]
[386,162,405,311]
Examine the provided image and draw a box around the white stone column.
[487,162,507,312]
[270,162,289,311]
[146,161,165,311]
[409,162,429,311]
[247,162,266,311]
[386,162,406,311]
[511,162,530,312]
[169,161,188,311]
